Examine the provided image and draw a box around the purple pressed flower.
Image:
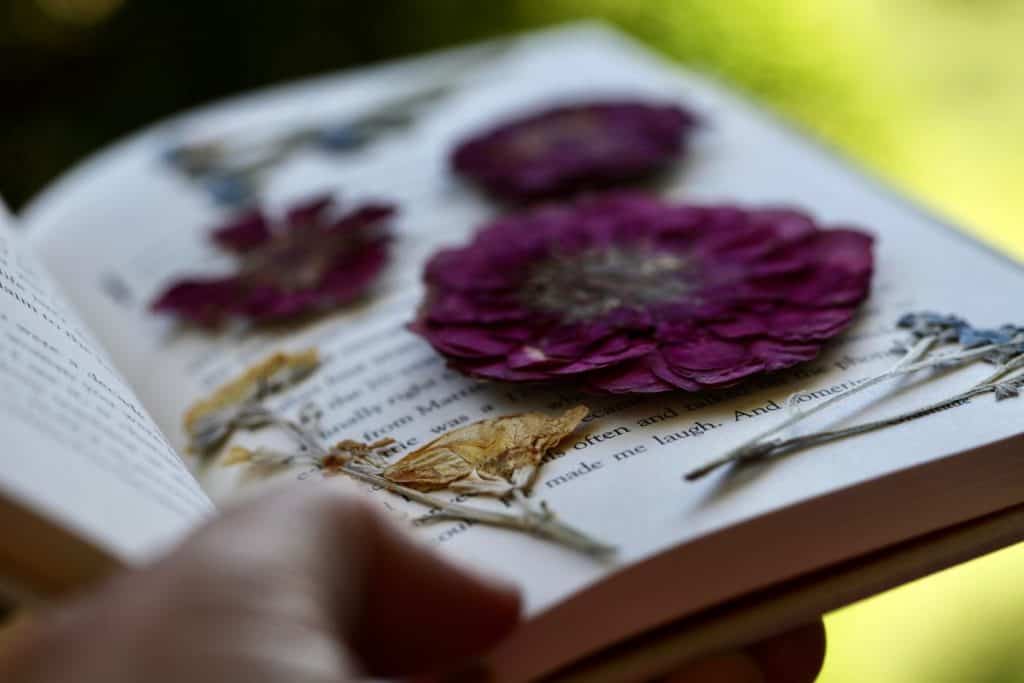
[152,194,394,327]
[451,100,699,202]
[412,194,874,394]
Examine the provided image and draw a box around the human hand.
[0,484,824,682]
[662,622,825,683]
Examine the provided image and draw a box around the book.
[3,21,1024,681]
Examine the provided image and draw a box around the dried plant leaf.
[183,349,319,456]
[383,406,588,491]
[223,445,255,466]
[224,445,311,468]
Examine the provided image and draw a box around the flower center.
[507,112,606,159]
[520,245,696,321]
[240,227,361,292]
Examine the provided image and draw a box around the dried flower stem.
[685,333,1024,481]
[738,365,1024,461]
[972,353,1024,390]
[786,334,938,418]
[894,339,1023,375]
[251,408,614,558]
[685,335,935,480]
[341,464,615,558]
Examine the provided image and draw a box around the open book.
[4,22,1024,681]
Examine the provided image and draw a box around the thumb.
[184,482,523,677]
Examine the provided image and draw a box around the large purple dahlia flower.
[451,100,698,202]
[412,194,874,394]
[152,194,394,327]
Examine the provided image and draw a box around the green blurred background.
[3,0,1023,679]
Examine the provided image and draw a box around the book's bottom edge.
[544,499,1024,682]
[488,431,1024,681]
[0,493,118,602]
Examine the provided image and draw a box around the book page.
[21,21,1024,645]
[0,203,212,566]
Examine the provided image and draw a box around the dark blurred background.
[3,1,519,206]
[2,0,897,210]
[4,1,1024,680]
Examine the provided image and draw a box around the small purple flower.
[152,195,394,327]
[412,194,874,394]
[451,100,699,202]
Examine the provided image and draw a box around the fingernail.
[664,651,765,683]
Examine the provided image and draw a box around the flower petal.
[427,327,519,359]
[660,336,751,371]
[750,339,822,371]
[588,357,682,393]
[150,277,245,326]
[768,308,857,341]
[211,210,271,252]
[285,193,334,226]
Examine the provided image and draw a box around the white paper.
[0,203,212,562]
[21,23,1024,676]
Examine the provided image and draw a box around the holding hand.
[0,484,824,682]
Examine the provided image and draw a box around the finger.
[343,499,522,676]
[746,621,826,683]
[664,621,826,683]
[205,483,522,677]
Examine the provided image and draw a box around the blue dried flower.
[316,125,372,152]
[898,312,967,341]
[959,326,1015,349]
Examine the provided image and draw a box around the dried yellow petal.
[184,349,319,435]
[183,348,319,456]
[383,406,588,491]
[223,446,254,466]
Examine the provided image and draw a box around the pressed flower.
[165,84,451,207]
[221,388,611,555]
[381,406,589,493]
[228,406,589,498]
[184,349,320,458]
[451,100,698,202]
[152,195,394,327]
[412,193,875,394]
[686,313,1024,480]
